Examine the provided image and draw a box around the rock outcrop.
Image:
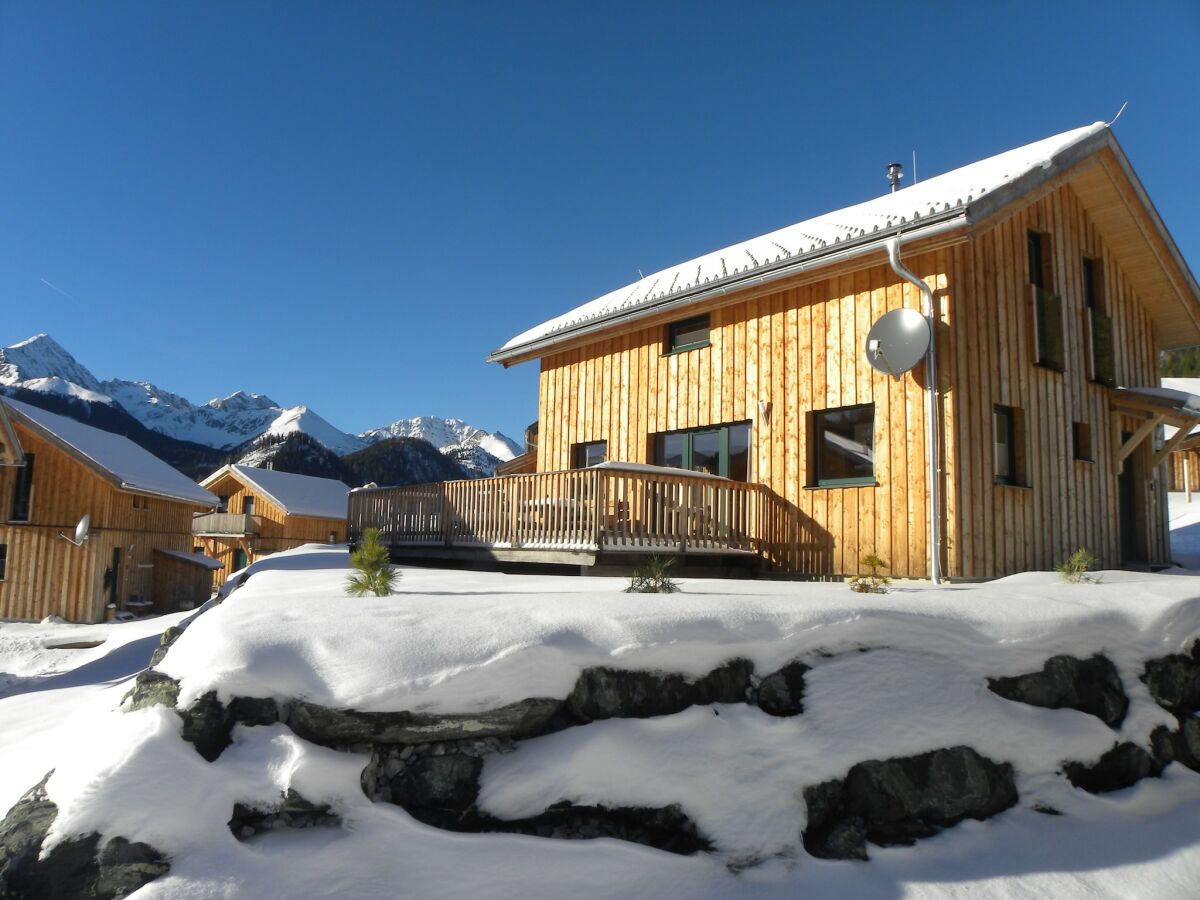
[803,747,1018,860]
[0,772,169,898]
[1142,643,1200,721]
[564,659,753,723]
[1062,742,1165,794]
[987,654,1128,727]
[228,789,342,840]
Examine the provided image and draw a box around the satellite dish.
[865,308,931,377]
[60,514,91,548]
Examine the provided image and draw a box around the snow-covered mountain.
[360,416,521,475]
[0,334,112,404]
[0,335,518,472]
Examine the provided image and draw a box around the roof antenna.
[886,162,904,192]
[1107,100,1128,127]
[912,150,918,185]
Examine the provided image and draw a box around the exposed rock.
[1142,647,1200,720]
[987,654,1128,727]
[122,670,180,711]
[287,696,565,746]
[497,801,711,856]
[389,754,484,828]
[803,747,1018,860]
[1062,742,1165,794]
[1151,719,1200,773]
[148,625,185,668]
[565,658,753,723]
[0,771,169,898]
[228,789,341,840]
[178,691,234,762]
[756,661,810,717]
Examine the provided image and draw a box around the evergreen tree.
[346,527,398,597]
[1161,346,1200,377]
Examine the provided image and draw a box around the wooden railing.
[347,467,764,556]
[192,512,260,536]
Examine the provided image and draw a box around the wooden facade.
[0,420,213,622]
[195,469,347,584]
[512,151,1197,578]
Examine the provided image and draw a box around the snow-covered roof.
[0,397,218,506]
[203,464,349,520]
[155,548,224,570]
[490,123,1111,362]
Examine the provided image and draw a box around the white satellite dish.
[865,307,931,377]
[60,514,91,547]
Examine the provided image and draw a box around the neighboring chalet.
[195,464,348,583]
[1162,378,1200,497]
[352,123,1200,579]
[0,397,220,622]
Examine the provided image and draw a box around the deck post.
[592,469,603,549]
[440,487,451,548]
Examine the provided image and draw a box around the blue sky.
[1,1,1197,441]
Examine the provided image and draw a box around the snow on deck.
[1,397,217,506]
[497,123,1107,356]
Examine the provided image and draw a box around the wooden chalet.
[195,464,349,583]
[351,123,1200,579]
[0,397,220,622]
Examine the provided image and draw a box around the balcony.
[192,511,260,537]
[347,463,780,567]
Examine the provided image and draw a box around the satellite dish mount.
[60,514,92,548]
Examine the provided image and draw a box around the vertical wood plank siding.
[0,423,209,621]
[534,182,1166,577]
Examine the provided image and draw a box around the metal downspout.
[885,237,943,585]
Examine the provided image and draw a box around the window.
[132,495,149,511]
[653,422,751,480]
[574,441,608,468]
[0,543,6,580]
[194,546,204,555]
[666,314,710,353]
[1084,257,1116,386]
[1028,231,1063,371]
[243,496,255,516]
[10,452,34,521]
[1073,422,1093,462]
[994,405,1025,485]
[812,405,875,487]
[217,495,229,513]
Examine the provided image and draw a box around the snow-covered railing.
[347,467,765,557]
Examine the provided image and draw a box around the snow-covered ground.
[3,548,1200,898]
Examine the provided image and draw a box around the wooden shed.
[0,397,219,621]
[354,123,1200,580]
[195,464,348,584]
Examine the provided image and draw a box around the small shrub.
[848,553,891,594]
[626,554,680,594]
[346,527,399,597]
[1056,547,1099,584]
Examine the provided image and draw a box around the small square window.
[574,441,607,468]
[666,314,710,353]
[1073,422,1093,462]
[994,405,1025,485]
[812,404,875,487]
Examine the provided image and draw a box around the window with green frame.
[574,440,607,468]
[812,404,875,487]
[653,421,750,480]
[666,314,710,353]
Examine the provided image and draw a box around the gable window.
[994,405,1025,485]
[1083,256,1116,386]
[666,314,710,353]
[10,453,34,521]
[1027,231,1064,371]
[243,496,255,516]
[1073,422,1093,462]
[653,422,750,481]
[574,441,608,468]
[0,543,7,580]
[217,495,229,513]
[812,405,875,487]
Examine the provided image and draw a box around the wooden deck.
[347,467,770,566]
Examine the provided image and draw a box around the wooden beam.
[1115,413,1164,470]
[1151,424,1194,470]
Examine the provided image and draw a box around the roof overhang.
[1110,386,1200,471]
